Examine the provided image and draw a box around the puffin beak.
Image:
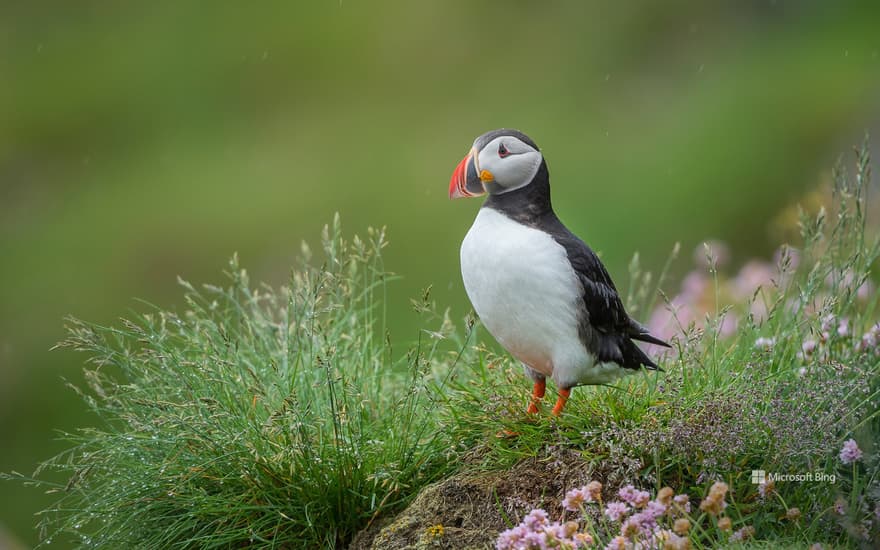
[449,149,487,199]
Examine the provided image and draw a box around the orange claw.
[526,379,546,414]
[551,387,571,416]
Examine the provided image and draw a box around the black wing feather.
[540,217,669,371]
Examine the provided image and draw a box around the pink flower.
[618,484,651,508]
[522,508,548,530]
[496,525,528,549]
[732,261,774,299]
[672,494,691,514]
[839,439,863,465]
[821,314,836,333]
[754,337,776,350]
[562,486,591,511]
[719,312,739,338]
[603,501,630,522]
[857,280,874,301]
[681,271,708,299]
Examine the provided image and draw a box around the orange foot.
[551,387,571,416]
[526,379,546,414]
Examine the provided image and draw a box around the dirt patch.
[350,446,627,550]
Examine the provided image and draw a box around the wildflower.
[662,533,691,550]
[621,517,641,538]
[425,524,444,538]
[605,536,628,550]
[523,508,548,530]
[732,260,774,298]
[699,481,728,516]
[717,516,732,531]
[673,518,691,535]
[839,438,863,464]
[554,520,579,539]
[834,498,846,515]
[785,507,801,521]
[754,337,776,350]
[836,318,849,337]
[574,532,594,547]
[859,324,880,354]
[681,271,708,299]
[618,484,651,508]
[810,544,823,550]
[586,480,603,502]
[730,525,755,542]
[604,501,630,522]
[627,501,666,534]
[496,525,527,549]
[757,478,775,500]
[562,486,590,511]
[802,339,818,356]
[821,314,836,333]
[521,530,548,548]
[857,280,874,301]
[672,494,691,514]
[719,312,738,338]
[657,487,674,506]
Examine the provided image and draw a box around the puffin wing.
[546,221,669,370]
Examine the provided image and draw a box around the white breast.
[460,208,605,387]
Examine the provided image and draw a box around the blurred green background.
[2,1,879,547]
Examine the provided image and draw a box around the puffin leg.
[551,387,572,416]
[526,379,546,414]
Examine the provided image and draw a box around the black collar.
[483,160,554,226]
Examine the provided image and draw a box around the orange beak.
[449,149,486,199]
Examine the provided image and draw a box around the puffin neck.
[483,160,554,225]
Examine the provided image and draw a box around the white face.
[474,136,543,194]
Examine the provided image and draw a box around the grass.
[3,217,473,548]
[4,143,880,548]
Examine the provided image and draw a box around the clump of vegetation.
[5,143,880,549]
[439,140,879,548]
[4,217,471,548]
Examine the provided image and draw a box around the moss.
[353,447,617,550]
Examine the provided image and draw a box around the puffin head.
[449,129,543,199]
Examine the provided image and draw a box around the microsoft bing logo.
[751,470,766,484]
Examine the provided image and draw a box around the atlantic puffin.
[449,129,669,416]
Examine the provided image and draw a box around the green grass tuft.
[4,215,472,548]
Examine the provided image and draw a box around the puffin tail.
[622,338,664,372]
[627,318,671,348]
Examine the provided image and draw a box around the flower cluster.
[839,438,863,465]
[496,509,593,550]
[859,323,880,355]
[496,480,748,550]
[646,240,876,352]
[698,481,728,516]
[646,242,795,346]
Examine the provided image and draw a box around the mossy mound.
[351,447,613,550]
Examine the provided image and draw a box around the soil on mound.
[350,446,632,550]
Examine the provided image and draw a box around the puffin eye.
[498,144,510,158]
